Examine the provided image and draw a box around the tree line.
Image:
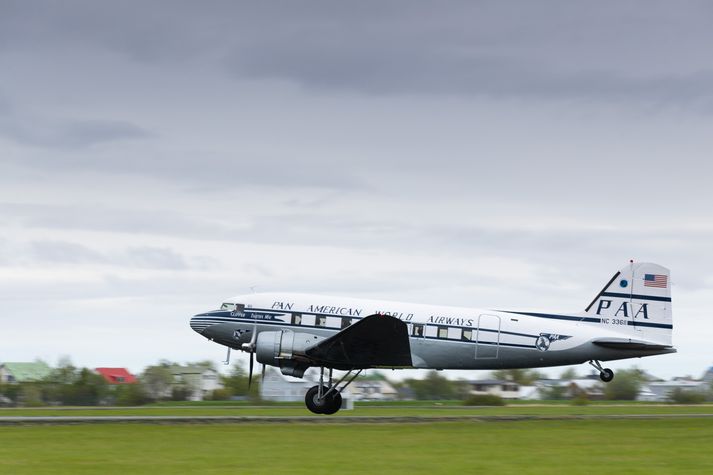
[0,358,258,407]
[1,360,710,406]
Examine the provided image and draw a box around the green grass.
[1,419,712,474]
[2,403,713,417]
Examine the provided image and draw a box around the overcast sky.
[1,1,712,380]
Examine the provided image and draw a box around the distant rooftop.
[1,361,52,382]
[95,367,137,384]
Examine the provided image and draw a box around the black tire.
[321,392,342,415]
[305,385,329,414]
[600,368,614,382]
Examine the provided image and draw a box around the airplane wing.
[592,337,676,352]
[305,314,413,369]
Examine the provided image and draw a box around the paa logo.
[535,333,572,352]
[233,329,249,340]
[597,300,649,319]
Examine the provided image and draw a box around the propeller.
[248,351,255,389]
[243,318,259,389]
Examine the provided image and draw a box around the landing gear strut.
[589,360,614,382]
[305,367,361,415]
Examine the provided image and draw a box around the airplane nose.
[189,314,208,335]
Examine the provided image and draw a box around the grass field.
[2,418,712,474]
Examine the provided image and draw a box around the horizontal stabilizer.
[305,314,412,369]
[592,337,676,353]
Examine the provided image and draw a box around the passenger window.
[438,327,448,339]
[316,316,327,327]
[292,314,302,325]
[341,317,351,329]
[462,329,473,341]
[412,324,424,337]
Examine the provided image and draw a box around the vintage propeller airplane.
[190,261,674,414]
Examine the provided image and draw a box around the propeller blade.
[261,364,266,379]
[248,351,254,389]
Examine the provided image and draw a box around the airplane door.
[475,314,501,359]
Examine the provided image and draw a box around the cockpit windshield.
[220,302,236,311]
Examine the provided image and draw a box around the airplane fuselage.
[190,292,673,371]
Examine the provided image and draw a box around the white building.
[350,378,398,401]
[170,364,223,401]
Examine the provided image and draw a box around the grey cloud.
[2,237,205,272]
[125,246,188,270]
[30,240,106,264]
[0,109,150,149]
[0,146,365,191]
[3,2,713,105]
[5,203,710,291]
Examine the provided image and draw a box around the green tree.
[57,368,109,405]
[51,356,79,384]
[141,364,175,400]
[404,371,456,400]
[542,385,568,400]
[221,362,260,400]
[114,383,150,406]
[0,383,21,404]
[603,369,645,400]
[560,368,579,380]
[20,383,45,407]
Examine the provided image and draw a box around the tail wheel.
[599,368,614,382]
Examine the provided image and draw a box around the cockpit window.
[221,302,236,311]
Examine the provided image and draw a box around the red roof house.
[95,367,137,384]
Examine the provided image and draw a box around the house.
[350,373,398,401]
[702,366,713,385]
[0,361,52,384]
[641,379,707,402]
[566,378,605,399]
[260,367,353,406]
[95,368,137,385]
[467,379,520,399]
[169,364,223,401]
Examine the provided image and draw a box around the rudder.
[584,262,672,345]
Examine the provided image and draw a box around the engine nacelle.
[255,330,324,378]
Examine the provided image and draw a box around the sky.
[1,1,712,380]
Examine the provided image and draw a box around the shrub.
[171,385,193,401]
[668,388,706,404]
[463,394,506,406]
[115,384,150,406]
[207,388,233,401]
[571,392,590,406]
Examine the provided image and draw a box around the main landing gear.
[589,360,614,382]
[305,367,362,415]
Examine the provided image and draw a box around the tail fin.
[584,262,672,345]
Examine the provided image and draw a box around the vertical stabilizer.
[584,262,672,345]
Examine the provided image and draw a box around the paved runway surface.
[3,413,713,425]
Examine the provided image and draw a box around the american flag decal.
[644,273,668,288]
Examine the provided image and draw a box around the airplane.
[190,261,675,414]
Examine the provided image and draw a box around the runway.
[3,413,713,425]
